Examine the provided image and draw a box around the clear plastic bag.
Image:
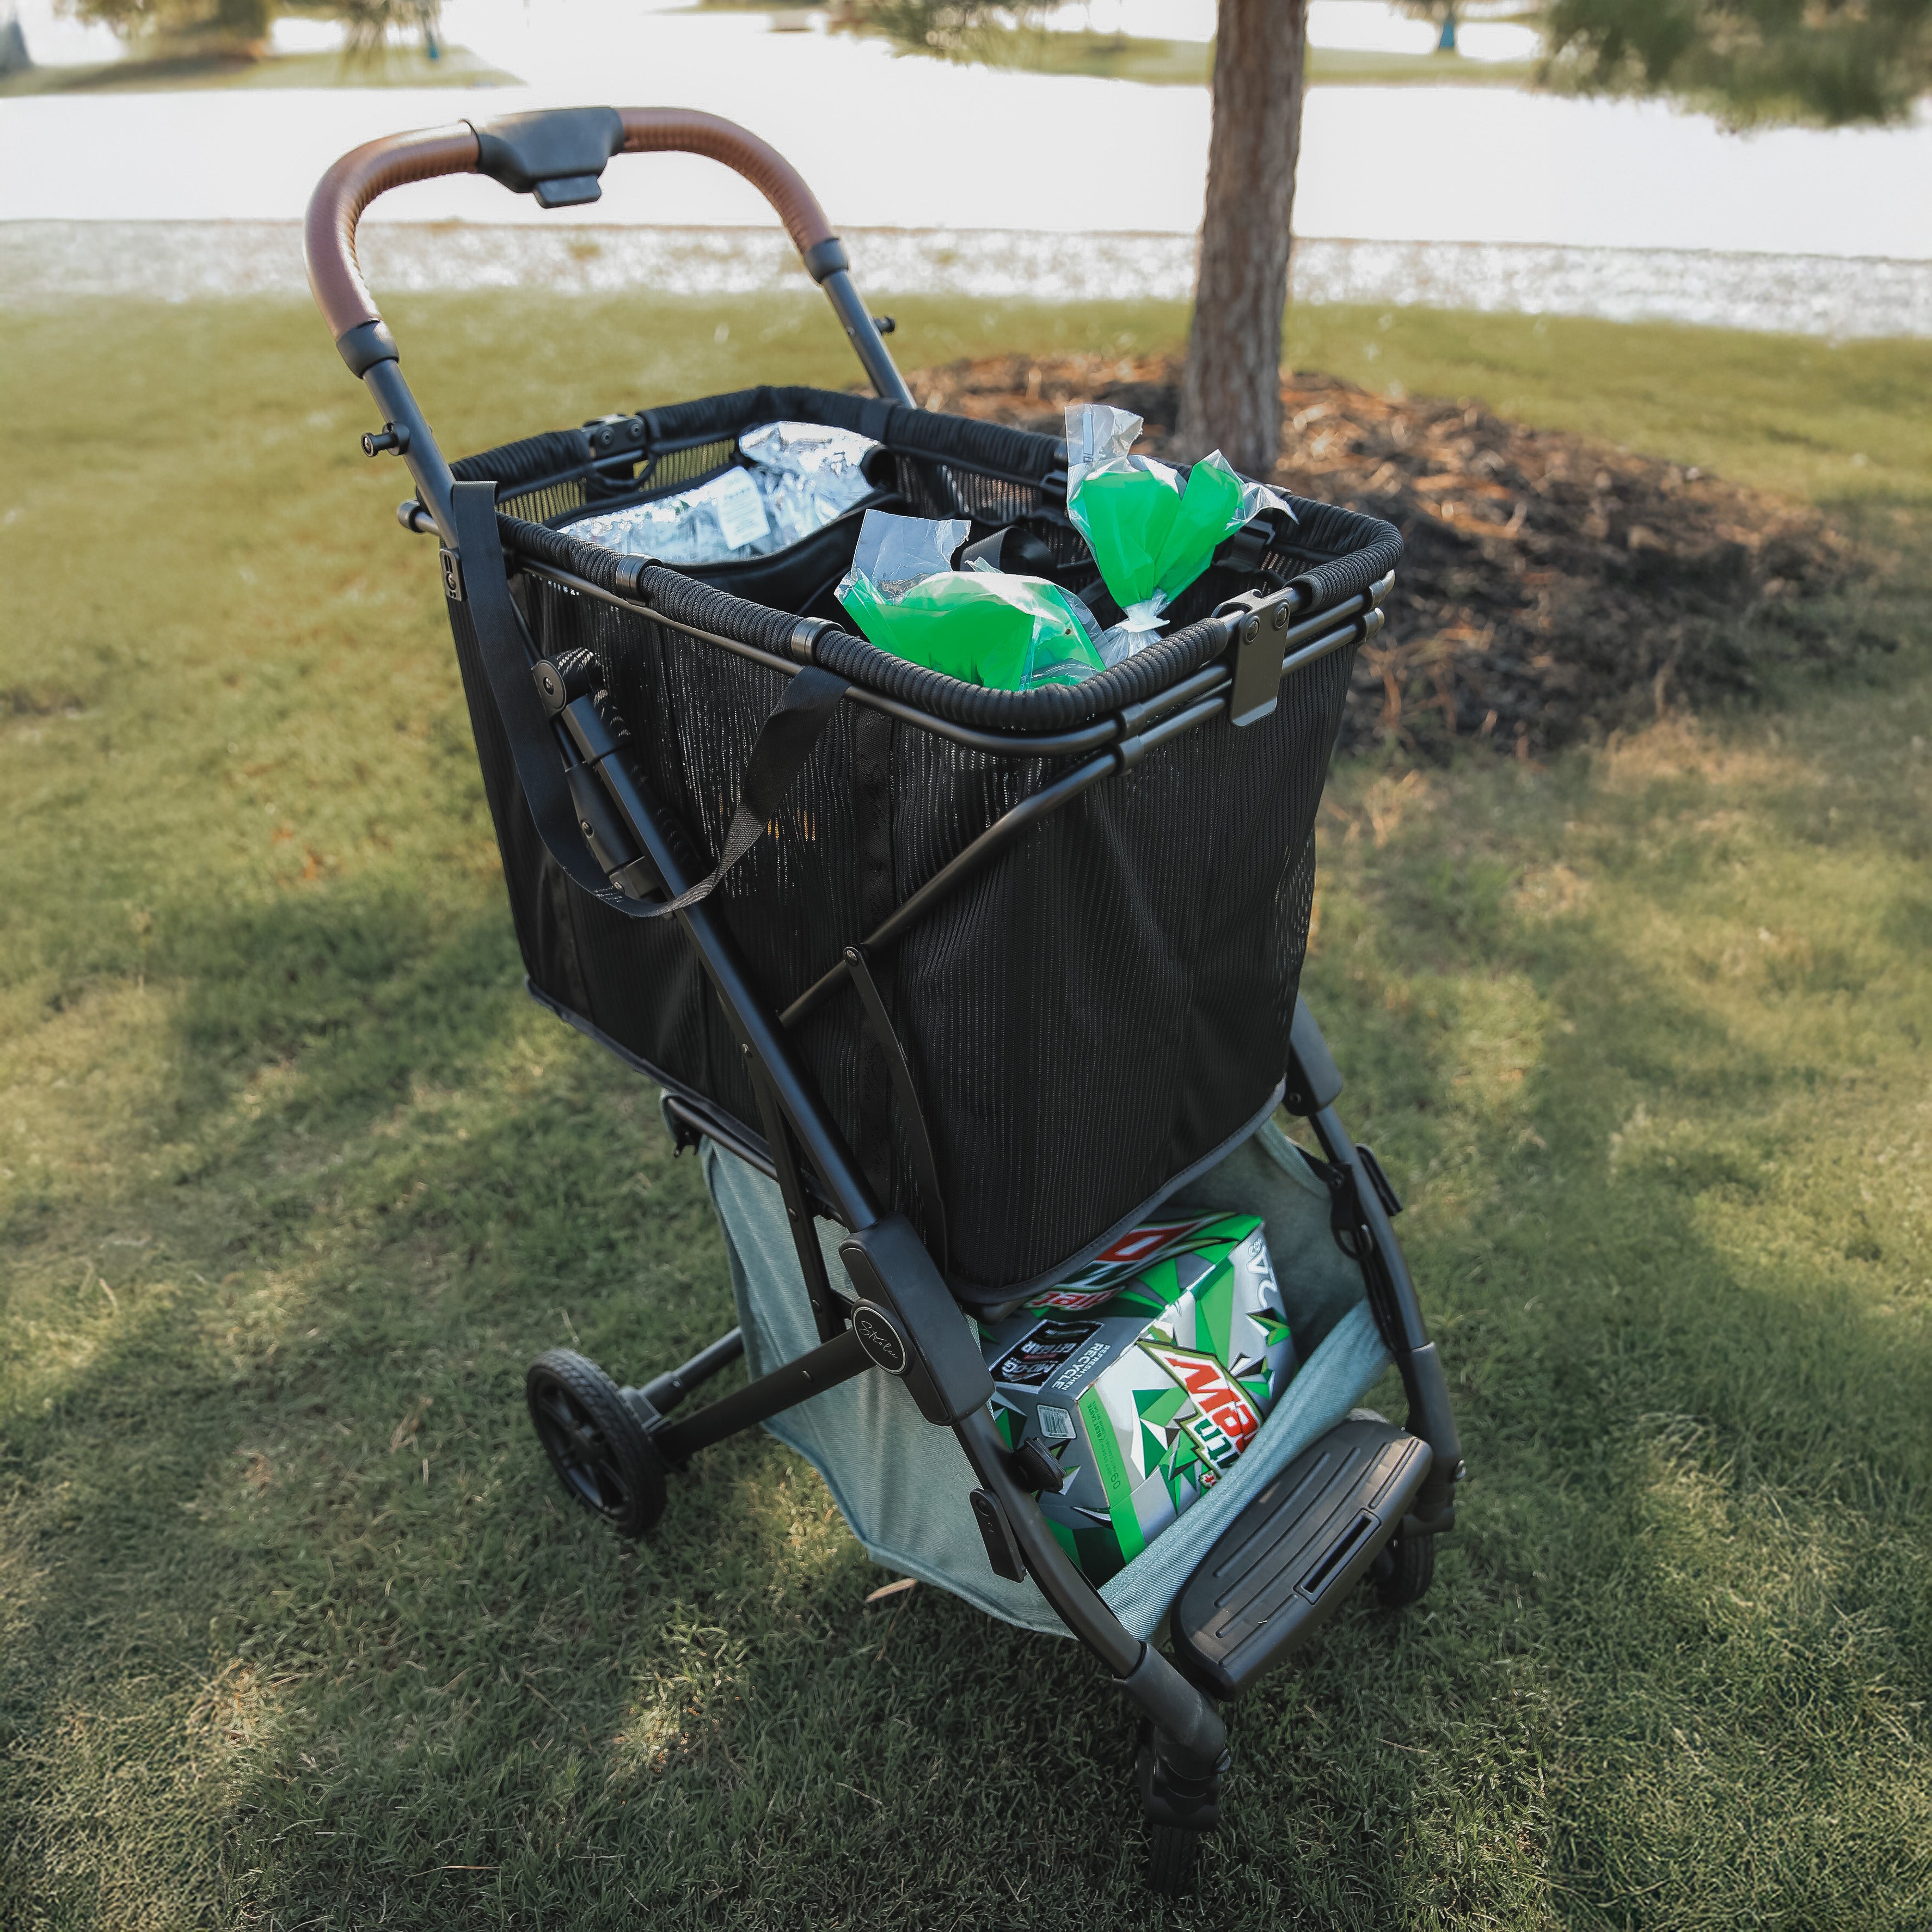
[737,420,880,550]
[1065,403,1293,641]
[835,510,1108,691]
[568,420,880,565]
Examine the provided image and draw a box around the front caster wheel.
[526,1348,665,1538]
[1148,1821,1203,1897]
[1371,1529,1435,1608]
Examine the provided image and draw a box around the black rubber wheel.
[1148,1822,1203,1898]
[1372,1529,1436,1609]
[525,1348,665,1538]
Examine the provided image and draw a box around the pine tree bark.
[1176,0,1308,479]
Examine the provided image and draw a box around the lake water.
[3,0,1927,332]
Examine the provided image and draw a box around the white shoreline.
[3,222,1925,339]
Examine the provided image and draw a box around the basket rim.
[454,384,1402,736]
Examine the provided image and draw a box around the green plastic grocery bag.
[836,512,1107,690]
[1065,403,1292,636]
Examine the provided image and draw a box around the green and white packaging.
[1064,403,1293,641]
[980,1211,1298,1586]
[836,511,1107,691]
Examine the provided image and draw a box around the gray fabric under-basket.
[701,1119,1393,1641]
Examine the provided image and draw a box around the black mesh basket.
[444,384,1400,1307]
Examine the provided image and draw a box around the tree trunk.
[1176,0,1308,480]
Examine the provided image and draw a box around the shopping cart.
[306,106,1465,1896]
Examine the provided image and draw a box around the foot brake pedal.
[1172,1417,1432,1697]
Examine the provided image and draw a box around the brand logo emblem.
[1137,1341,1261,1456]
[852,1303,907,1376]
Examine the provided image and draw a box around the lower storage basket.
[704,1116,1391,1636]
[445,385,1400,1306]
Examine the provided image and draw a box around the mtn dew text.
[978,1212,1297,1585]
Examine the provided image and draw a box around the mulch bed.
[904,352,1862,756]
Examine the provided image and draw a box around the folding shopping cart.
[305,106,1465,1895]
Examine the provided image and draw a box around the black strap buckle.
[1213,585,1299,727]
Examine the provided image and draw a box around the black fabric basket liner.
[445,387,1398,1308]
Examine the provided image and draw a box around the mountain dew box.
[979,1213,1296,1586]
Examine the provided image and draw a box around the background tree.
[59,0,438,57]
[1175,0,1307,477]
[62,0,274,48]
[1176,0,1932,472]
[1543,0,1932,125]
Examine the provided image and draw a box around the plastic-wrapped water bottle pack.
[566,420,882,565]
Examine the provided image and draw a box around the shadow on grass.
[7,735,1932,1926]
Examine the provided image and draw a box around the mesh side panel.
[500,479,592,525]
[639,438,739,495]
[439,388,1389,1297]
[890,456,1042,531]
[478,568,1357,1296]
[451,426,593,492]
[885,647,1349,1286]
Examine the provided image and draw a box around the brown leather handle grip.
[304,107,841,351]
[618,108,837,260]
[304,122,481,344]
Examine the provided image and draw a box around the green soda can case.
[979,1213,1297,1586]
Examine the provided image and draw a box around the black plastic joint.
[336,319,398,377]
[787,615,835,665]
[837,1216,992,1426]
[470,107,624,207]
[582,413,646,454]
[532,648,600,716]
[802,237,851,284]
[969,1488,1027,1582]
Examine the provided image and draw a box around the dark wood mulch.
[904,352,1866,756]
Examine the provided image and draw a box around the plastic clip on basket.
[305,103,1464,1902]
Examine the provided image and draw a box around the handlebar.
[304,105,911,536]
[305,107,847,364]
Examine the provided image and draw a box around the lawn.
[0,43,518,94]
[701,5,1535,89]
[1,289,1928,1929]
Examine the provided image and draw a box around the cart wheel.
[1372,1529,1435,1609]
[1148,1821,1203,1897]
[525,1348,665,1538]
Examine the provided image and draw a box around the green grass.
[703,5,1532,88]
[0,42,519,95]
[2,290,1929,1929]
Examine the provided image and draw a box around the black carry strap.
[448,480,849,921]
[640,660,851,919]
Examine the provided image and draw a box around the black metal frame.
[329,105,1463,1870]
